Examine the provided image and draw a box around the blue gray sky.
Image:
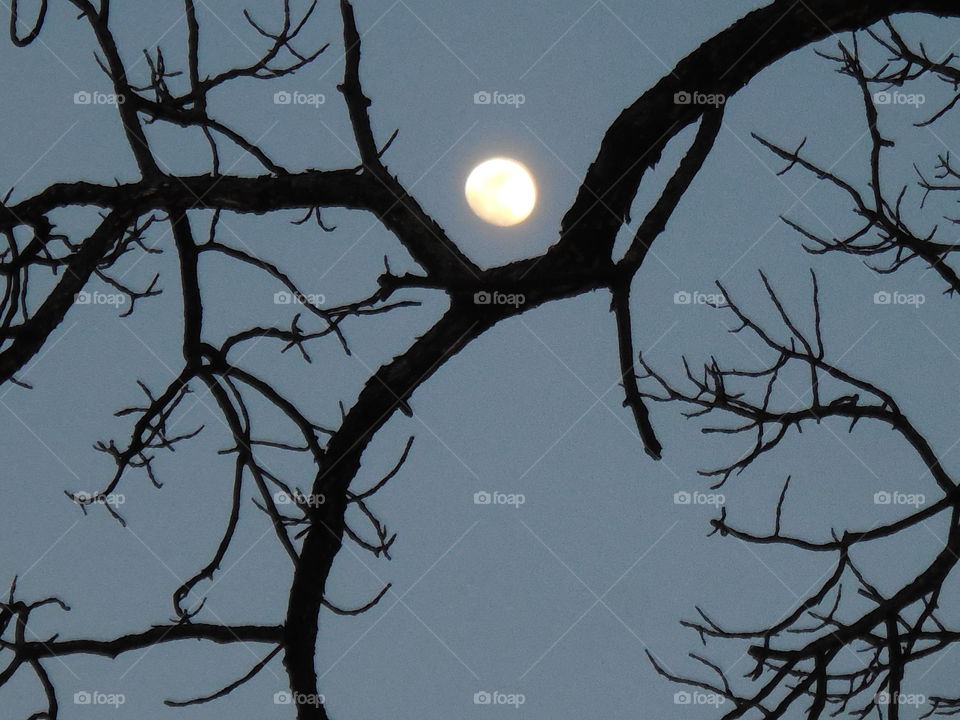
[2,0,960,717]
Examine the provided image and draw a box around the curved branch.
[555,0,960,265]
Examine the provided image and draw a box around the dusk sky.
[1,1,959,718]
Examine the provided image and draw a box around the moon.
[465,158,537,226]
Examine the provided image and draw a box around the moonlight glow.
[465,158,537,226]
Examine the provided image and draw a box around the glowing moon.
[465,158,537,226]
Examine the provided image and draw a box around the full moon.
[465,158,537,226]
